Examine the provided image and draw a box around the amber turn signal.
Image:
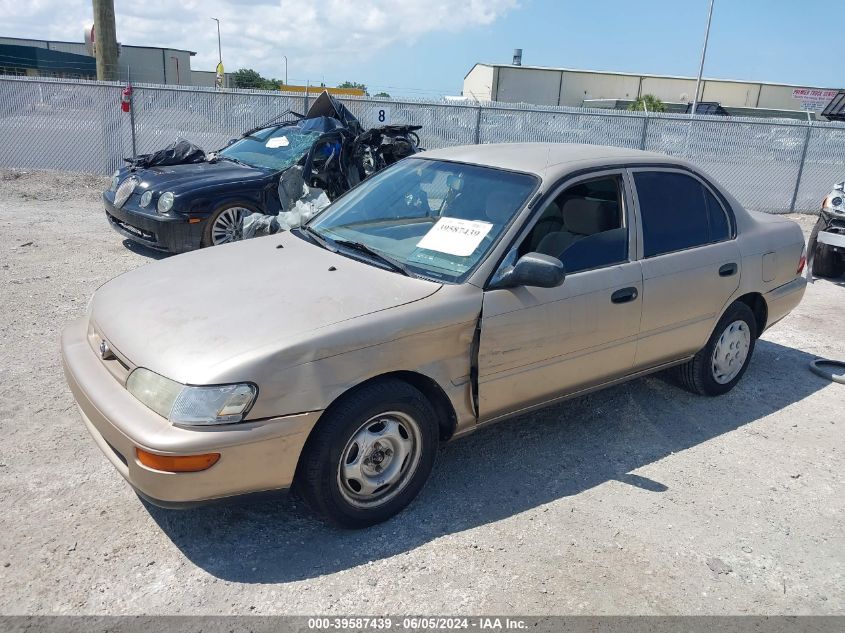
[136,448,220,472]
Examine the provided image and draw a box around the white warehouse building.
[463,61,842,119]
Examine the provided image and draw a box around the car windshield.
[307,158,538,283]
[219,125,322,171]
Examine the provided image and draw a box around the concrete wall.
[191,70,232,88]
[465,64,842,116]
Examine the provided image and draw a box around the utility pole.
[690,0,715,117]
[92,0,119,81]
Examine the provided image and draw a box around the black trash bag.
[127,139,206,169]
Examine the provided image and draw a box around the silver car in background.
[62,143,807,527]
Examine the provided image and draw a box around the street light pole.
[283,55,288,86]
[210,17,222,64]
[691,0,715,117]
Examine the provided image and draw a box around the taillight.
[797,245,806,274]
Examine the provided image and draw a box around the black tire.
[675,301,758,396]
[809,217,845,278]
[294,379,439,528]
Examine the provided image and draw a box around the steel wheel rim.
[711,319,751,384]
[337,411,423,509]
[211,207,248,245]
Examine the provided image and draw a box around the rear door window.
[633,171,729,258]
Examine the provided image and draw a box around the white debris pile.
[241,178,331,240]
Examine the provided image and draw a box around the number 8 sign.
[374,107,391,125]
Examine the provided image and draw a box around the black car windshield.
[219,125,321,171]
[308,158,538,283]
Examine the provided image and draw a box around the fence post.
[789,120,813,213]
[474,105,482,145]
[127,66,137,160]
[639,113,650,151]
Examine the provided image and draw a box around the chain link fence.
[2,75,844,212]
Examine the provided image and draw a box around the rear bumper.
[103,193,204,254]
[764,276,807,331]
[61,316,322,506]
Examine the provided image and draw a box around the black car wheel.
[202,206,251,247]
[675,301,757,397]
[294,379,439,528]
[809,217,845,278]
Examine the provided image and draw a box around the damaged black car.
[102,92,422,253]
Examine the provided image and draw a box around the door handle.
[719,263,738,277]
[611,287,638,304]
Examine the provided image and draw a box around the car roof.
[417,143,684,181]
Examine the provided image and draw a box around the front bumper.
[818,230,845,250]
[103,192,205,254]
[61,316,322,506]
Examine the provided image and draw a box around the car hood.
[91,232,442,384]
[132,160,270,194]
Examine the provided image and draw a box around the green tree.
[373,91,391,98]
[233,68,266,89]
[628,94,666,113]
[233,68,282,90]
[338,81,368,95]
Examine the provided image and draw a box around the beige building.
[0,36,196,85]
[463,63,841,117]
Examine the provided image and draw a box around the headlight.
[126,368,257,426]
[823,194,845,214]
[110,170,120,192]
[157,191,175,214]
[139,190,153,208]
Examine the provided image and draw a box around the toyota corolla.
[62,143,807,528]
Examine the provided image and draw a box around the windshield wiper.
[300,225,336,252]
[332,239,413,277]
[220,156,252,168]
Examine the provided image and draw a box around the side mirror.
[489,252,565,290]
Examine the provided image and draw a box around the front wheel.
[809,217,845,278]
[675,301,757,396]
[294,379,439,528]
[201,206,251,247]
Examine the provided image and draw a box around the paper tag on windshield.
[266,136,290,148]
[416,217,493,257]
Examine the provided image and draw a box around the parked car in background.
[102,92,421,253]
[809,180,845,277]
[63,143,806,528]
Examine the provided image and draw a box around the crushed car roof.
[417,143,685,180]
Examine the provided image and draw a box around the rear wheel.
[295,379,439,528]
[675,301,757,396]
[201,206,250,247]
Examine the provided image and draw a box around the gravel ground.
[0,169,843,615]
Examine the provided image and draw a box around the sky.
[1,0,840,97]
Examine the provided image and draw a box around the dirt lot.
[0,169,842,615]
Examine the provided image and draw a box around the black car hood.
[132,160,270,194]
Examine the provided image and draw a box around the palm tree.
[628,94,666,113]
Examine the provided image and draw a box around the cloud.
[1,0,518,83]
